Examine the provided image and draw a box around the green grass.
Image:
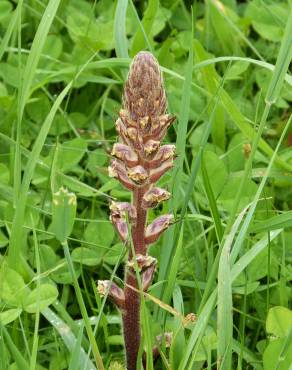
[0,1,291,369]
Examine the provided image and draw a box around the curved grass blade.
[42,308,97,370]
[1,326,30,370]
[8,53,97,269]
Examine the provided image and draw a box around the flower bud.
[110,216,128,242]
[142,187,170,208]
[124,52,166,120]
[152,114,176,139]
[142,263,156,291]
[110,201,137,222]
[127,254,157,270]
[111,143,138,167]
[115,118,129,143]
[97,280,125,308]
[126,127,138,142]
[144,140,160,156]
[139,116,150,130]
[145,214,174,245]
[119,109,136,127]
[108,160,135,190]
[128,165,148,185]
[149,159,174,183]
[155,144,176,162]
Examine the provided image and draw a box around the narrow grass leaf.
[250,212,292,233]
[42,308,97,370]
[1,326,30,370]
[162,225,184,306]
[63,240,104,370]
[114,0,129,59]
[68,325,85,370]
[231,229,282,281]
[217,228,233,369]
[178,291,217,370]
[18,0,60,116]
[8,53,97,269]
[0,2,22,61]
[232,339,263,370]
[155,22,193,317]
[231,115,291,264]
[14,0,60,201]
[265,8,292,104]
[201,156,223,243]
[29,218,41,370]
[193,40,292,172]
[131,0,158,55]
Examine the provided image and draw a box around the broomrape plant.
[97,52,176,369]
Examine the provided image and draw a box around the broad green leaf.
[66,6,114,51]
[42,34,63,60]
[225,61,249,80]
[218,176,257,213]
[71,247,102,266]
[26,92,51,123]
[58,138,87,172]
[0,1,13,23]
[84,221,114,247]
[198,150,228,198]
[51,259,81,284]
[103,243,125,265]
[245,0,288,42]
[0,266,27,306]
[266,306,292,338]
[0,229,8,247]
[23,284,58,313]
[247,248,278,281]
[0,308,22,326]
[263,337,292,370]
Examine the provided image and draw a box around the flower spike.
[107,51,176,369]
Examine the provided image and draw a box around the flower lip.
[145,214,174,245]
[127,165,148,185]
[142,187,170,208]
[127,254,157,270]
[111,143,138,166]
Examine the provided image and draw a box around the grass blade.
[201,156,223,243]
[14,0,60,200]
[1,326,30,370]
[114,0,129,59]
[130,0,158,55]
[8,53,97,269]
[155,16,193,317]
[265,8,292,104]
[217,229,233,369]
[42,308,97,370]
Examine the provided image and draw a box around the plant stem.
[123,187,148,369]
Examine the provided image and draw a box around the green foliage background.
[0,0,291,369]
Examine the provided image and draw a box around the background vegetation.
[0,0,291,369]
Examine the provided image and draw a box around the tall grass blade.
[8,54,97,269]
[42,308,97,370]
[114,0,129,59]
[265,8,292,105]
[14,0,60,200]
